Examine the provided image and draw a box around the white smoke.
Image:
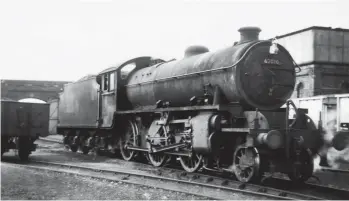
[313,154,322,172]
[326,147,349,168]
[323,109,337,144]
[313,108,349,172]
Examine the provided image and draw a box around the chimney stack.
[238,27,261,44]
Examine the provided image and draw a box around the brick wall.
[291,64,349,98]
[314,64,349,95]
[1,80,70,102]
[292,65,316,98]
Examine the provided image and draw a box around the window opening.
[121,63,136,80]
[109,72,115,91]
[296,82,304,98]
[103,74,109,91]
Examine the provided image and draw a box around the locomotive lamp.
[269,39,279,54]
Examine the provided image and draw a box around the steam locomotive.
[57,27,325,183]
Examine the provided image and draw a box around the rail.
[37,137,349,200]
[11,160,322,200]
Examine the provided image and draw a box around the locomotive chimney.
[238,26,261,44]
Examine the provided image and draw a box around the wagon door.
[337,95,349,131]
[321,97,337,133]
[30,103,50,137]
[1,102,30,136]
[99,71,117,128]
[1,101,49,138]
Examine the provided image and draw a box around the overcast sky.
[0,0,348,82]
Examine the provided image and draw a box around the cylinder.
[257,130,283,149]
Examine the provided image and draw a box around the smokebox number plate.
[263,58,282,65]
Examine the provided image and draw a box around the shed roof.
[97,56,161,75]
[274,26,349,40]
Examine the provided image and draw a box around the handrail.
[285,99,299,158]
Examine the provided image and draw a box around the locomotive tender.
[57,27,324,183]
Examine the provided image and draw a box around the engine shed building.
[1,79,70,102]
[275,26,349,98]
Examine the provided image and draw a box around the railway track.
[320,167,349,174]
[36,138,349,199]
[7,159,323,200]
[263,176,349,199]
[38,137,63,144]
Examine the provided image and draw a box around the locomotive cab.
[96,67,118,128]
[96,57,165,127]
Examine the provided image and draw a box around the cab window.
[102,72,116,92]
[109,72,115,91]
[121,63,136,80]
[103,74,109,91]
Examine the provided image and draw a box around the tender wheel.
[63,136,69,145]
[70,145,78,152]
[109,138,121,158]
[81,146,90,155]
[18,150,30,161]
[287,149,314,183]
[233,145,261,183]
[18,137,31,161]
[1,145,6,158]
[148,153,168,167]
[2,137,8,157]
[179,152,203,172]
[110,148,121,158]
[94,148,103,156]
[119,120,138,161]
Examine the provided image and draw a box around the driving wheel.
[147,129,168,167]
[287,149,314,183]
[119,120,138,161]
[179,152,203,172]
[233,145,262,183]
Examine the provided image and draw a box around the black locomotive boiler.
[57,27,324,183]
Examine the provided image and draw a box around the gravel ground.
[36,140,349,190]
[1,162,211,200]
[2,139,348,200]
